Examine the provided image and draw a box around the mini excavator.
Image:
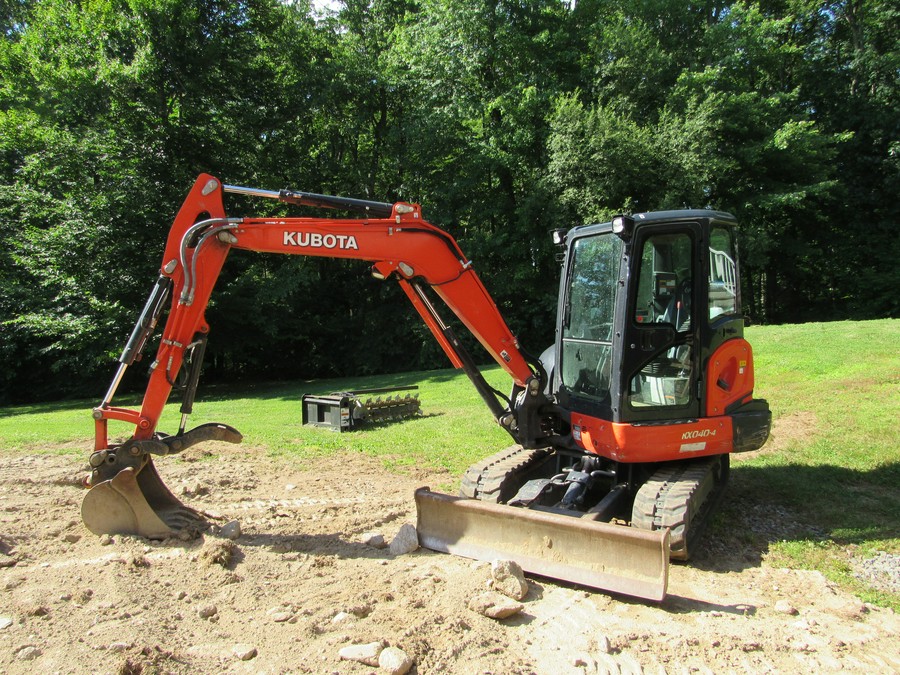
[82,174,770,601]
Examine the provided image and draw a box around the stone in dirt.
[388,524,419,555]
[596,634,612,654]
[0,616,13,630]
[16,646,41,661]
[468,591,524,619]
[220,520,241,540]
[268,611,293,623]
[774,599,798,615]
[379,646,414,675]
[197,604,218,619]
[338,641,383,666]
[232,644,257,661]
[361,531,387,548]
[181,481,208,497]
[491,559,529,600]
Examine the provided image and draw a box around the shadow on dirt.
[509,576,758,616]
[662,594,757,616]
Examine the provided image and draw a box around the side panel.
[705,338,755,416]
[569,414,734,463]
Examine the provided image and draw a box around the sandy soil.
[0,436,898,674]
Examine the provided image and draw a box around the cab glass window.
[633,233,693,331]
[629,232,693,407]
[708,226,738,320]
[560,234,621,402]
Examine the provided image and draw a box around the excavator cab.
[556,211,754,436]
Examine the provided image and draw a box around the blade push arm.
[94,174,548,450]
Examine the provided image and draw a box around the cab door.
[620,222,702,423]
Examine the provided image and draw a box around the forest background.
[0,0,896,403]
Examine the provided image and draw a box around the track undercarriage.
[457,444,730,561]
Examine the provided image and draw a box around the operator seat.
[662,278,692,332]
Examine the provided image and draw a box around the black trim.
[730,400,772,452]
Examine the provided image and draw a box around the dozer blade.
[81,459,207,539]
[415,488,669,601]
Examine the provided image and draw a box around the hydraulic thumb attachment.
[82,424,242,539]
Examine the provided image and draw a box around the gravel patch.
[853,551,900,594]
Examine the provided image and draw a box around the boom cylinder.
[224,183,393,218]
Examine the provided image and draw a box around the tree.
[550,0,856,323]
[1,0,896,403]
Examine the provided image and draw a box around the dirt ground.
[1,434,898,674]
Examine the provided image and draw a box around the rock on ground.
[219,520,241,540]
[360,531,387,548]
[491,559,529,600]
[15,646,41,661]
[232,644,257,661]
[338,641,383,666]
[379,646,414,675]
[388,523,419,555]
[774,599,798,615]
[468,591,524,619]
[197,604,218,619]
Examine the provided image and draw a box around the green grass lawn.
[733,319,900,609]
[0,365,513,488]
[1,318,897,607]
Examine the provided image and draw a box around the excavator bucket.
[81,458,208,539]
[415,488,669,601]
[81,424,241,539]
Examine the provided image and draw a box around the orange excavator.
[82,174,770,601]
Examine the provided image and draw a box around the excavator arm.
[91,174,548,453]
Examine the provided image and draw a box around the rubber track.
[459,445,552,503]
[631,456,726,561]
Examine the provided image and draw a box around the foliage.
[0,0,897,403]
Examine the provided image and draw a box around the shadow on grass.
[0,397,98,418]
[691,461,900,574]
